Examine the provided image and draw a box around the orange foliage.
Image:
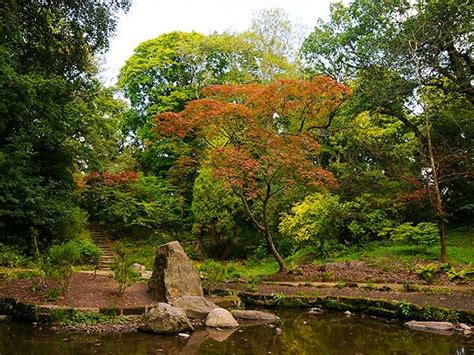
[84,171,139,186]
[154,76,350,200]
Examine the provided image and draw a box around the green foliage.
[111,247,140,295]
[50,309,129,326]
[191,168,241,258]
[382,223,439,248]
[45,287,62,302]
[280,193,395,256]
[0,244,31,268]
[45,241,81,290]
[0,1,130,248]
[447,264,474,281]
[71,240,102,268]
[414,263,439,283]
[398,301,413,318]
[422,305,459,323]
[82,173,181,234]
[197,259,241,291]
[402,281,419,293]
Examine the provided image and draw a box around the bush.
[382,222,439,248]
[71,240,102,267]
[279,193,395,256]
[447,264,474,281]
[45,241,81,290]
[81,172,182,234]
[197,259,241,291]
[415,263,439,283]
[111,247,140,295]
[0,244,31,267]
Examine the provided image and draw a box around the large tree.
[0,0,130,248]
[301,0,473,261]
[154,77,349,271]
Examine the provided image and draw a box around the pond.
[1,310,473,354]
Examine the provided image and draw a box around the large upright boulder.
[148,241,203,302]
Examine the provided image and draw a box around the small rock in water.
[344,311,352,316]
[273,327,282,335]
[205,308,239,328]
[464,330,472,336]
[405,321,455,333]
[0,315,8,321]
[178,333,191,340]
[459,323,471,331]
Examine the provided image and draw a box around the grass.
[49,309,131,325]
[326,225,474,266]
[193,225,473,284]
[114,232,175,270]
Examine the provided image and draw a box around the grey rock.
[148,241,203,302]
[344,311,352,316]
[178,333,191,339]
[131,263,146,273]
[231,310,279,323]
[138,303,193,334]
[405,321,455,332]
[459,323,471,331]
[205,308,239,328]
[273,327,282,335]
[0,315,8,321]
[308,307,324,315]
[172,296,218,319]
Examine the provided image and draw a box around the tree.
[119,32,268,138]
[301,0,473,261]
[119,31,299,227]
[191,168,241,259]
[0,1,130,248]
[154,77,349,271]
[245,8,300,80]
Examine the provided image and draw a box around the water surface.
[1,310,472,354]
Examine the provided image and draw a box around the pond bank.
[212,283,474,324]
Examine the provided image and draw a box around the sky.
[100,0,342,85]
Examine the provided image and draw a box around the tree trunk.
[264,230,286,272]
[424,113,448,262]
[438,219,447,263]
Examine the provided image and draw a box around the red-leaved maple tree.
[155,77,350,271]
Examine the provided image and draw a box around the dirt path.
[0,273,154,308]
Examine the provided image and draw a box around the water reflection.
[1,310,472,355]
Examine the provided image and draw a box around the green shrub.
[0,244,31,267]
[197,259,241,292]
[402,281,419,292]
[415,263,439,283]
[71,240,102,267]
[45,241,81,290]
[111,247,140,295]
[382,222,438,248]
[279,193,395,256]
[447,264,474,281]
[82,173,182,234]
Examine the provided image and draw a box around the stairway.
[89,222,115,271]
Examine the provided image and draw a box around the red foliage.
[84,171,139,186]
[153,76,350,199]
